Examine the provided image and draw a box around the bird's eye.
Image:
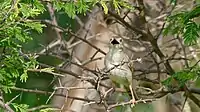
[110,38,114,42]
[119,38,122,43]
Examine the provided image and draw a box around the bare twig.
[0,100,14,112]
[30,19,106,55]
[4,86,97,102]
[107,99,156,110]
[46,2,62,40]
[28,105,60,112]
[6,94,20,105]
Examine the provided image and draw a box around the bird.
[104,37,136,104]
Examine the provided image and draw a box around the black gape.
[110,38,120,45]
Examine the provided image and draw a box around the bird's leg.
[129,85,136,106]
[111,81,117,93]
[103,87,114,99]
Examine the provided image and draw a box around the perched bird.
[104,37,136,103]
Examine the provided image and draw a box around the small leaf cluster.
[52,0,134,18]
[164,5,200,45]
[162,65,200,88]
[0,0,45,93]
[53,0,93,18]
[100,0,134,14]
[11,103,29,112]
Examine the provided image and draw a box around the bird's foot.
[130,98,136,107]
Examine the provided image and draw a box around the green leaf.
[162,77,173,87]
[12,103,29,112]
[170,0,177,6]
[100,1,108,14]
[76,0,89,15]
[113,0,121,14]
[183,21,199,45]
[163,67,199,88]
[1,82,15,93]
[184,5,200,23]
[53,1,64,11]
[20,71,28,83]
[0,0,39,95]
[19,3,32,17]
[163,7,200,46]
[64,2,76,18]
[32,0,46,13]
[163,12,185,35]
[24,21,46,33]
[19,2,44,18]
[11,68,20,78]
[118,1,135,11]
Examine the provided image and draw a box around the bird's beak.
[110,38,120,45]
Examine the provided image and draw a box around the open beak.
[110,38,120,45]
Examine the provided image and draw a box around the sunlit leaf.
[101,1,108,14]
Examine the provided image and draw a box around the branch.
[46,2,61,40]
[28,19,106,55]
[5,86,97,103]
[0,100,14,112]
[107,99,156,111]
[28,105,60,112]
[39,63,110,88]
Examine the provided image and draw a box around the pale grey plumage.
[104,38,132,86]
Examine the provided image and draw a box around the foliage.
[100,0,134,14]
[0,0,133,111]
[0,0,134,90]
[1,0,199,111]
[53,0,134,17]
[170,0,177,5]
[0,0,45,93]
[162,64,200,88]
[0,0,44,111]
[164,4,200,45]
[163,4,200,90]
[11,103,29,112]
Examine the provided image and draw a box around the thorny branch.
[4,0,200,111]
[108,0,200,108]
[0,93,20,112]
[3,85,200,111]
[31,19,107,55]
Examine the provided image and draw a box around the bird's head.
[109,37,123,49]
